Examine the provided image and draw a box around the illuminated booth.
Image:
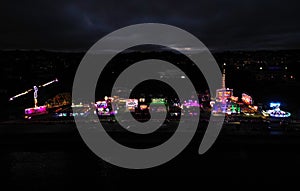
[149,98,168,113]
[126,99,139,112]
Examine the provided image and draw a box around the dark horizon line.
[1,47,300,54]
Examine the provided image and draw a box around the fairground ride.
[9,78,58,119]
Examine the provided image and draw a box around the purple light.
[183,100,200,107]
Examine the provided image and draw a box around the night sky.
[1,0,299,51]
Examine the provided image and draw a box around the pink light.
[25,106,47,115]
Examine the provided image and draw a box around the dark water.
[1,122,300,189]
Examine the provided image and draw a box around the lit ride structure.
[9,78,58,119]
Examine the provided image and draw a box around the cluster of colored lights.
[263,102,291,118]
[183,100,200,107]
[95,100,115,116]
[140,105,148,110]
[126,99,138,107]
[241,93,252,105]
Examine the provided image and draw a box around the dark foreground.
[1,120,300,189]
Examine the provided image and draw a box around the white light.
[181,76,186,79]
[260,67,263,70]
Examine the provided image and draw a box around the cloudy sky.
[0,0,299,51]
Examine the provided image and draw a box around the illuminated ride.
[94,96,171,121]
[181,99,200,117]
[210,68,261,120]
[262,103,291,118]
[95,96,116,115]
[95,101,115,116]
[94,96,119,122]
[239,93,259,115]
[9,78,58,119]
[211,69,235,116]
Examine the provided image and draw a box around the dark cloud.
[0,0,299,51]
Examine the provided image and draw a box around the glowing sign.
[270,102,280,108]
[151,98,166,104]
[126,99,138,108]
